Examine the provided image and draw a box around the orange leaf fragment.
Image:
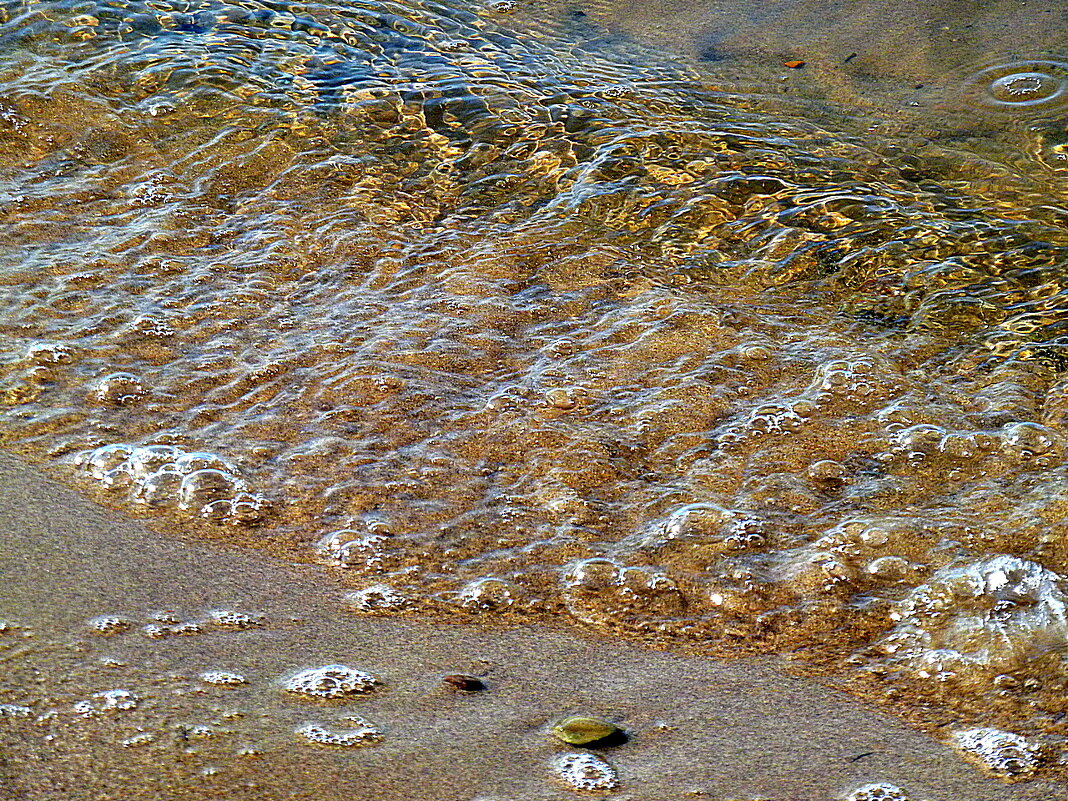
[784,60,805,69]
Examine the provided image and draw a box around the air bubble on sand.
[551,752,619,792]
[143,620,202,638]
[281,665,378,698]
[315,527,390,570]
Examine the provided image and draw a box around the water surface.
[3,0,1068,784]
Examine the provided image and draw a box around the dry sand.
[0,449,1064,800]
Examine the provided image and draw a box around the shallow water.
[5,450,1063,801]
[3,0,1068,784]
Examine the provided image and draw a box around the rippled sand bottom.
[0,451,1063,801]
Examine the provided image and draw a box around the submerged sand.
[0,449,1063,801]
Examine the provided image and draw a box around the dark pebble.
[443,674,486,691]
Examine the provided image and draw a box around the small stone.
[551,715,623,746]
[443,674,486,692]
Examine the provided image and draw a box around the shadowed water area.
[4,0,1068,789]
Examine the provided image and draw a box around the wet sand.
[0,448,1064,801]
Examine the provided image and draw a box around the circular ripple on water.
[963,59,1068,113]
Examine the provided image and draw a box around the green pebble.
[551,715,621,746]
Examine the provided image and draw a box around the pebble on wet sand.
[551,715,624,746]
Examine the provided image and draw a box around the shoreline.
[0,449,1063,800]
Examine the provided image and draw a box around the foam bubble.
[90,372,147,406]
[282,665,378,698]
[550,752,619,792]
[655,503,767,554]
[562,559,687,627]
[458,577,521,610]
[315,528,388,570]
[207,609,264,630]
[175,452,233,474]
[127,445,182,479]
[74,689,138,717]
[0,704,32,718]
[878,555,1068,679]
[842,783,910,801]
[951,727,1040,779]
[178,469,246,513]
[121,732,155,747]
[296,717,381,747]
[964,60,1068,112]
[132,467,183,506]
[345,584,409,613]
[77,444,134,479]
[200,671,248,687]
[87,615,132,635]
[78,443,265,525]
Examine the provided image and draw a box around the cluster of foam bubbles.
[200,671,248,687]
[842,784,910,801]
[0,703,33,718]
[73,689,138,717]
[87,615,132,635]
[281,665,378,699]
[207,609,264,629]
[878,555,1068,682]
[84,608,264,639]
[76,444,268,526]
[550,752,619,792]
[561,558,688,631]
[315,524,391,571]
[120,732,156,748]
[344,584,409,613]
[877,421,1064,474]
[950,727,1041,780]
[296,717,381,747]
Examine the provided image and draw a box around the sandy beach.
[0,449,1064,801]
[3,0,1068,797]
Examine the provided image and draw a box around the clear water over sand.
[3,0,1068,791]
